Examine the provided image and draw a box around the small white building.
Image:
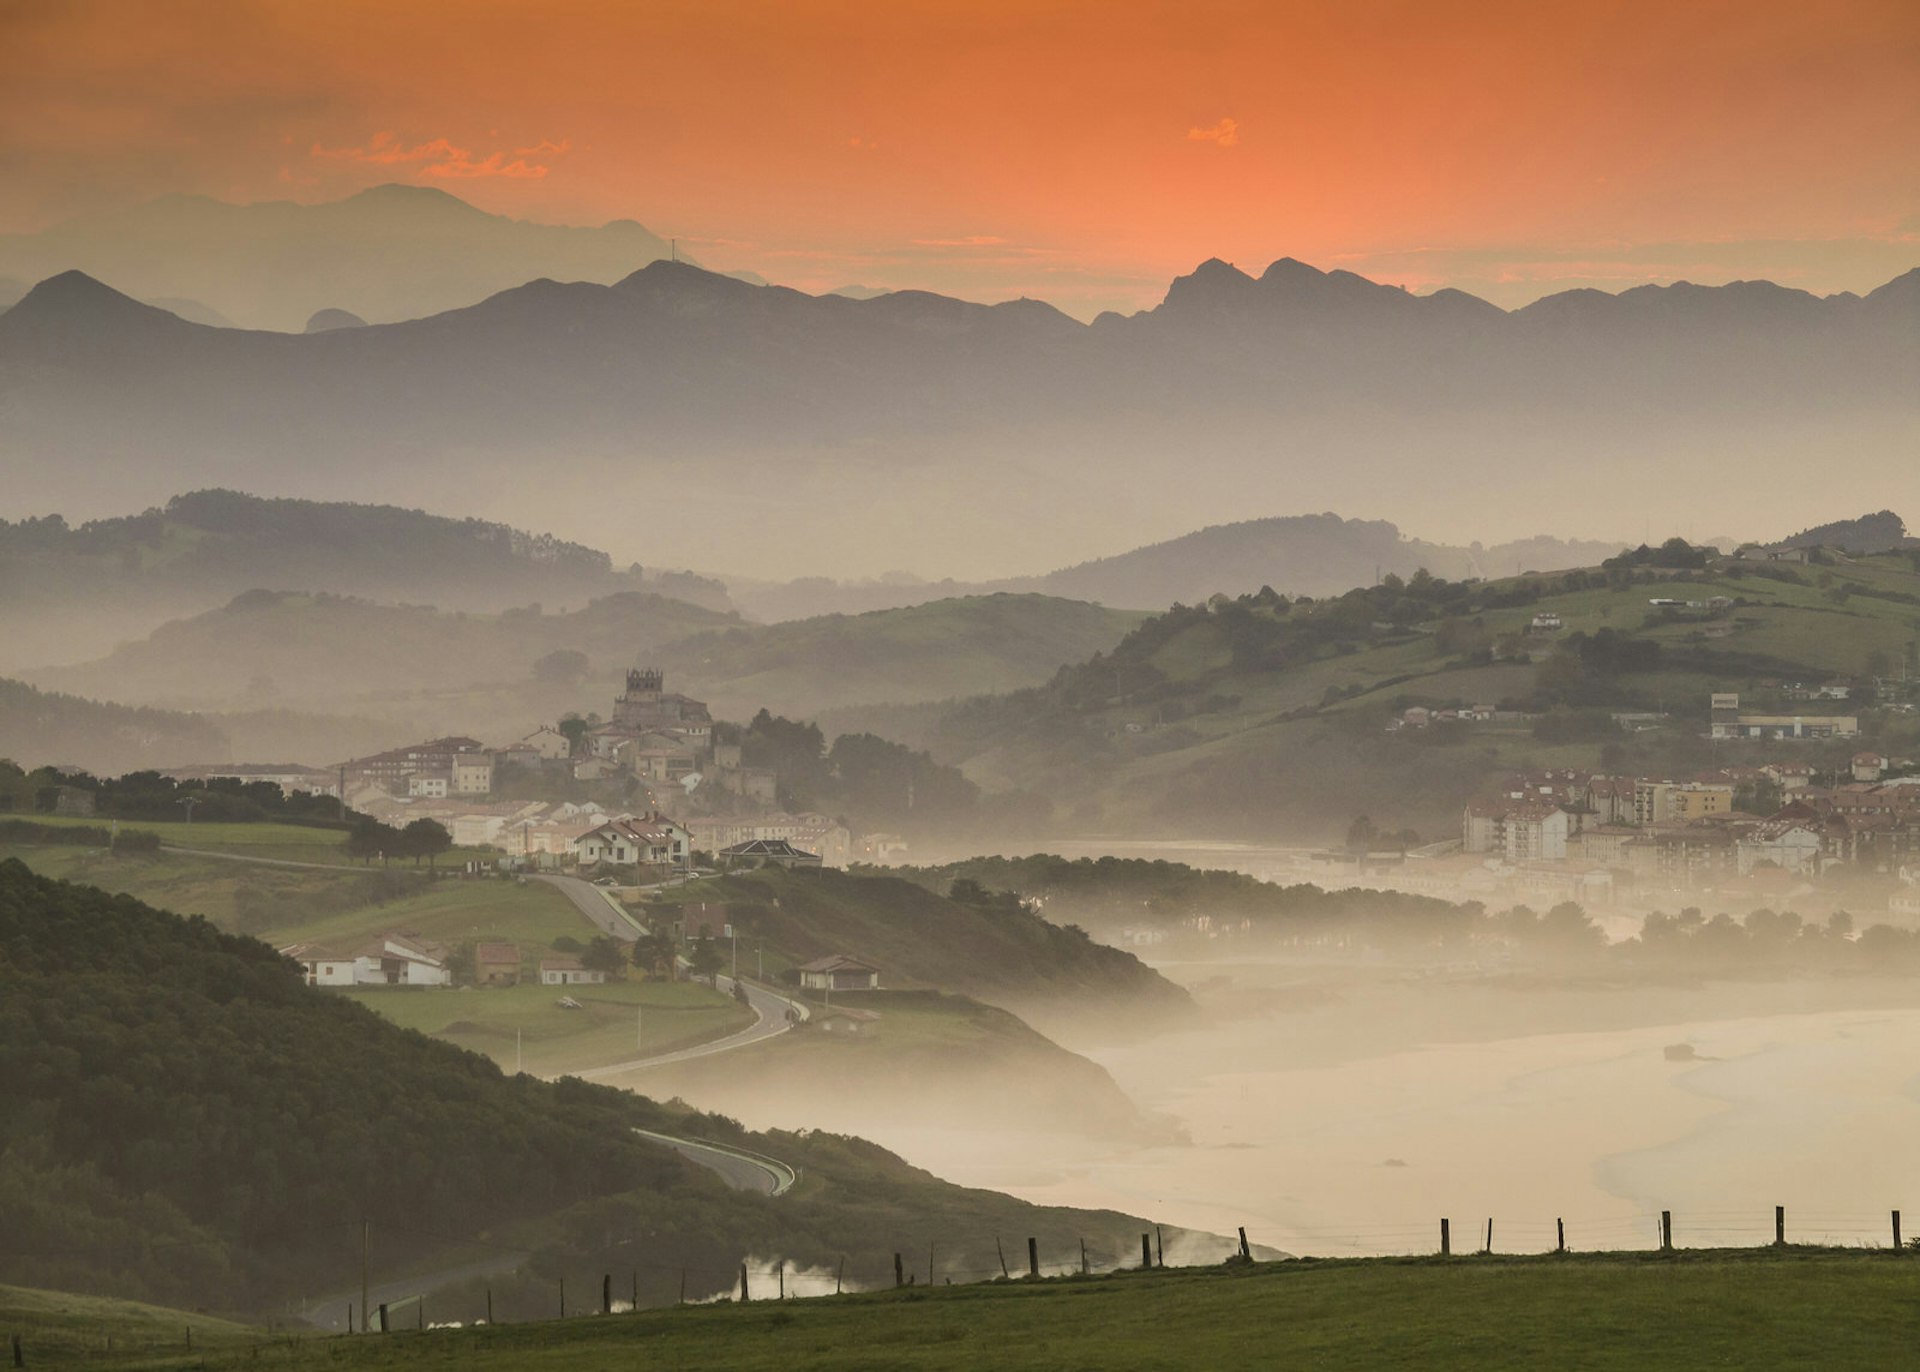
[797,955,881,992]
[281,943,360,987]
[281,932,450,987]
[519,726,574,760]
[539,955,607,986]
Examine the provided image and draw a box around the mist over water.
[855,965,1920,1259]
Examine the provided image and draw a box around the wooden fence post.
[12,1332,23,1368]
[1660,1211,1673,1251]
[837,1256,846,1294]
[602,1274,611,1316]
[417,1299,424,1331]
[738,1265,749,1303]
[1238,1227,1251,1261]
[348,1304,355,1335]
[1556,1218,1565,1254]
[378,1305,388,1334]
[778,1261,786,1301]
[1027,1237,1039,1279]
[186,1327,193,1352]
[1141,1233,1153,1269]
[558,1279,565,1320]
[679,1269,687,1305]
[1156,1225,1165,1266]
[894,1252,905,1288]
[995,1237,1008,1279]
[1440,1218,1450,1256]
[1894,1211,1903,1250]
[1484,1219,1493,1255]
[485,1290,492,1325]
[1775,1206,1785,1247]
[1080,1238,1089,1275]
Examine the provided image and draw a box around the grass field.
[17,1250,1920,1370]
[9,813,358,863]
[340,977,753,1076]
[0,1284,254,1366]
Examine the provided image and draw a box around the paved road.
[574,975,806,1079]
[632,1129,797,1196]
[533,873,648,940]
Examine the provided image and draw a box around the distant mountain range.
[0,184,677,330]
[2,251,1911,575]
[731,514,1631,618]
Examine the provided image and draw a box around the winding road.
[575,974,807,1078]
[532,872,648,940]
[632,1129,797,1196]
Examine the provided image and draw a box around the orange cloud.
[311,132,465,165]
[424,152,552,179]
[1187,117,1239,147]
[310,131,567,179]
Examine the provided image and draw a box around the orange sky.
[3,0,1916,313]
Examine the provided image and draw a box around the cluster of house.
[1461,753,1920,906]
[279,932,609,989]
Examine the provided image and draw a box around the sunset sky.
[3,0,1916,314]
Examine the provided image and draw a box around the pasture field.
[13,1250,1919,1370]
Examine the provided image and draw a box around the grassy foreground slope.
[28,1251,1917,1371]
[0,1284,254,1365]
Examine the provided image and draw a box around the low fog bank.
[849,852,1920,1257]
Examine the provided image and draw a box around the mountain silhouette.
[0,256,1912,576]
[0,184,678,330]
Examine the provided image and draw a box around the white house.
[281,943,360,987]
[797,954,880,992]
[281,932,450,987]
[539,955,607,986]
[519,726,573,760]
[408,772,450,799]
[575,814,691,867]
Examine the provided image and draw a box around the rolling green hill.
[645,865,1194,1039]
[923,542,1920,840]
[0,861,1212,1318]
[0,676,230,772]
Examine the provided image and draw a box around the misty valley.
[4,33,1919,1361]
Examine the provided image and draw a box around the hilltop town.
[161,667,873,875]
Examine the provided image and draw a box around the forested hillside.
[0,677,228,772]
[0,861,1204,1316]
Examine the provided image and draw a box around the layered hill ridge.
[3,253,1910,579]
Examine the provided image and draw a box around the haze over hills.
[731,514,1632,619]
[1,255,1911,577]
[18,589,1144,759]
[0,490,730,672]
[0,184,678,331]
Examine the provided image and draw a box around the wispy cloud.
[1187,117,1239,147]
[910,235,1009,247]
[310,131,569,179]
